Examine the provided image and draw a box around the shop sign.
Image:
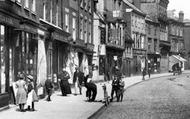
[0,13,19,26]
[133,49,146,55]
[53,32,67,42]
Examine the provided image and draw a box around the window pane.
[25,0,29,8]
[0,25,6,93]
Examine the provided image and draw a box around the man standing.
[73,67,84,95]
[110,66,121,102]
[142,68,146,80]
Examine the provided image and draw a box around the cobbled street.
[95,74,190,119]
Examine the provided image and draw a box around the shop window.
[0,25,6,93]
[99,56,105,75]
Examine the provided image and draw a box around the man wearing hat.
[73,67,84,95]
[26,75,38,111]
[110,66,121,102]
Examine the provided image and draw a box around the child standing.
[26,75,38,111]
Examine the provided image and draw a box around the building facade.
[145,16,160,73]
[123,0,146,75]
[183,19,190,69]
[0,0,95,108]
[0,0,40,108]
[140,0,170,73]
[167,11,185,71]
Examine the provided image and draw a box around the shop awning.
[172,55,187,62]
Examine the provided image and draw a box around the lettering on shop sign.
[0,14,13,25]
[133,49,146,55]
[53,32,67,42]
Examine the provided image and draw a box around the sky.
[168,0,190,19]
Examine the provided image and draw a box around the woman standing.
[58,68,71,96]
[15,73,27,112]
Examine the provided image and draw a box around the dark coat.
[73,71,84,85]
[45,79,53,91]
[58,70,71,94]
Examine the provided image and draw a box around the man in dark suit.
[84,75,97,101]
[73,67,84,95]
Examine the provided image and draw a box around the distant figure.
[148,67,151,78]
[73,67,84,95]
[58,68,71,96]
[84,75,97,101]
[15,73,27,112]
[110,66,121,102]
[45,77,53,101]
[142,68,146,80]
[26,75,38,111]
[117,78,125,102]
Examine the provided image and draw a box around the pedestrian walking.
[45,77,53,101]
[58,68,71,96]
[148,67,151,78]
[142,68,146,80]
[84,75,97,102]
[110,66,121,102]
[73,67,84,95]
[26,75,38,111]
[15,73,27,112]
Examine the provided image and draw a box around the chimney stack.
[179,11,184,22]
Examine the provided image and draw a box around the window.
[43,2,46,20]
[72,18,76,41]
[31,0,36,12]
[88,0,91,13]
[148,38,151,51]
[50,0,53,23]
[65,14,69,32]
[84,19,87,43]
[16,0,21,3]
[25,0,29,8]
[0,25,6,93]
[89,22,92,43]
[56,3,59,26]
[80,17,83,40]
[80,0,83,8]
[84,0,88,10]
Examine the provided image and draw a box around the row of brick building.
[0,0,189,109]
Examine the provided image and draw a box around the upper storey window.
[25,0,29,8]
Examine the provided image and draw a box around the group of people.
[15,74,38,112]
[110,66,125,102]
[57,67,97,101]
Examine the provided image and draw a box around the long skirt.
[26,90,38,107]
[16,89,27,104]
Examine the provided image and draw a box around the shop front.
[147,54,161,73]
[131,49,146,75]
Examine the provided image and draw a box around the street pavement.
[94,72,190,119]
[0,71,190,119]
